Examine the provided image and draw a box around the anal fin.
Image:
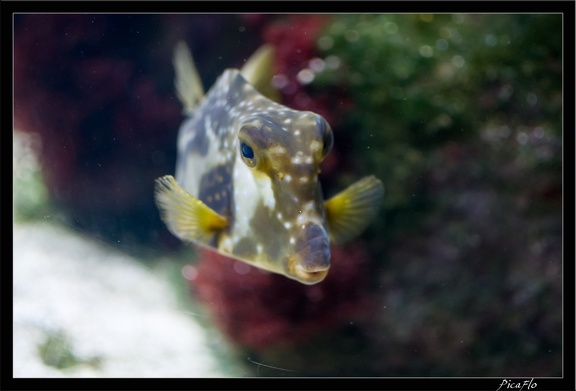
[155,175,228,243]
[324,175,384,244]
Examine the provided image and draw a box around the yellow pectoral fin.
[154,175,228,242]
[324,175,384,244]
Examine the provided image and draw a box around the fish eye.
[241,142,254,159]
[239,141,257,167]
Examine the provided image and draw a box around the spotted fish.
[155,41,384,285]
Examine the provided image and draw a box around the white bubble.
[484,34,497,46]
[419,45,434,58]
[272,74,289,89]
[453,14,466,24]
[439,27,452,39]
[297,69,315,85]
[451,55,465,68]
[345,29,359,42]
[498,125,511,138]
[499,85,514,100]
[516,131,529,145]
[384,22,398,34]
[318,36,334,50]
[419,14,434,22]
[325,55,341,70]
[436,39,449,51]
[526,93,538,106]
[308,58,326,73]
[233,261,251,275]
[181,265,198,281]
[533,127,544,139]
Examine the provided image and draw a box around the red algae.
[180,15,377,351]
[189,243,372,350]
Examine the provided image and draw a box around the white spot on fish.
[294,201,322,228]
[220,236,233,252]
[270,146,287,155]
[232,154,259,242]
[289,237,295,245]
[255,175,276,210]
[284,222,292,229]
[310,141,321,152]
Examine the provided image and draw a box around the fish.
[155,41,384,285]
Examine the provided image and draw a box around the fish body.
[155,42,383,285]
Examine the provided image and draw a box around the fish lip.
[292,264,330,285]
[287,256,330,284]
[287,223,331,284]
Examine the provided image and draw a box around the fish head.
[233,110,334,284]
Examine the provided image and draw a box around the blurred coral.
[14,14,182,250]
[187,243,372,351]
[263,14,355,180]
[184,15,378,352]
[14,13,563,377]
[13,15,263,252]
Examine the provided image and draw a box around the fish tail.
[173,41,204,113]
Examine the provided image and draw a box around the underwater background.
[13,14,562,377]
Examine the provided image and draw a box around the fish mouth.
[292,264,329,284]
[288,223,331,284]
[284,258,330,284]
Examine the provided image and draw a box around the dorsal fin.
[240,44,280,103]
[173,41,204,113]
